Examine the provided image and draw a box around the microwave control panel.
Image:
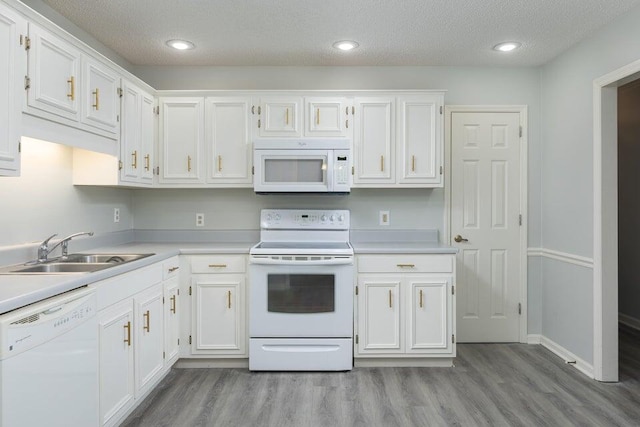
[334,150,350,186]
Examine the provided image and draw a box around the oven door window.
[267,274,335,313]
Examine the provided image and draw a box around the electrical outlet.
[195,213,205,227]
[113,208,120,223]
[379,210,390,226]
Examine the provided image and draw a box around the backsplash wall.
[0,138,133,247]
[132,188,444,235]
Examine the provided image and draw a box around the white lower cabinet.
[355,254,455,363]
[187,254,247,357]
[93,257,180,427]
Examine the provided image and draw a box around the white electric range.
[249,209,354,371]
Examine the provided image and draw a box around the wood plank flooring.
[122,327,640,426]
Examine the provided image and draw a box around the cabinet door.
[205,97,252,184]
[304,97,350,137]
[396,95,442,186]
[0,4,26,176]
[164,276,180,365]
[134,284,164,397]
[159,97,204,183]
[27,23,81,121]
[353,97,395,185]
[406,277,452,354]
[192,275,246,355]
[139,92,155,184]
[82,57,119,134]
[119,80,141,183]
[98,299,134,427]
[258,96,302,137]
[357,276,402,353]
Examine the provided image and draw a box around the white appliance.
[253,139,351,193]
[249,209,354,371]
[0,287,98,427]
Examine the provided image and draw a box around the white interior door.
[451,111,523,342]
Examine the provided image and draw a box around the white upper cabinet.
[120,80,154,186]
[205,97,252,185]
[82,57,120,134]
[26,22,81,122]
[254,96,302,137]
[396,95,443,186]
[304,97,351,137]
[158,97,204,184]
[0,3,26,176]
[353,97,395,185]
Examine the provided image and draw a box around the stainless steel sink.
[62,253,154,264]
[0,253,155,275]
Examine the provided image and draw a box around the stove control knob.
[329,215,336,222]
[274,214,281,221]
[338,214,344,222]
[320,215,327,222]
[266,214,273,221]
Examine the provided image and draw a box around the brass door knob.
[454,235,468,243]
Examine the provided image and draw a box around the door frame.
[444,105,528,343]
[593,58,640,382]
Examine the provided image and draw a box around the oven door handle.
[250,257,353,266]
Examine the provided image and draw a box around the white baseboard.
[534,335,594,379]
[527,334,542,344]
[619,313,640,331]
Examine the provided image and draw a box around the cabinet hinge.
[452,285,455,295]
[24,36,30,50]
[155,166,160,175]
[355,285,358,296]
[452,335,455,344]
[257,118,261,128]
[440,106,443,114]
[118,160,123,170]
[519,126,523,138]
[519,214,522,226]
[351,166,355,175]
[154,106,160,115]
[251,105,255,115]
[24,76,30,90]
[518,303,522,315]
[163,351,166,359]
[18,141,21,153]
[177,289,180,295]
[178,338,180,345]
[117,115,120,123]
[117,87,123,98]
[189,335,192,345]
[163,297,165,304]
[252,166,255,175]
[355,335,359,344]
[189,286,192,296]
[439,165,443,175]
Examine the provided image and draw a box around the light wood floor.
[122,327,640,426]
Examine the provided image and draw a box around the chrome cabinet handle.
[454,235,469,243]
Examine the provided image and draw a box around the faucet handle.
[41,233,58,247]
[38,233,58,262]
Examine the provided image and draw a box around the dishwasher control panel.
[0,288,96,359]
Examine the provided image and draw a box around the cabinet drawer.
[357,254,453,274]
[190,255,246,274]
[162,256,180,280]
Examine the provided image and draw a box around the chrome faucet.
[37,231,94,262]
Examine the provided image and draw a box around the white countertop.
[0,242,254,315]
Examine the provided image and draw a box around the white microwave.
[253,139,351,194]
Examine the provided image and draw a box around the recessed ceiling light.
[166,39,195,50]
[493,42,521,52]
[333,41,359,51]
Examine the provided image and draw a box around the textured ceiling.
[41,0,640,66]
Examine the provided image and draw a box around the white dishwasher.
[0,287,98,427]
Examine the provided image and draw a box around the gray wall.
[539,4,640,363]
[618,80,640,323]
[0,138,132,247]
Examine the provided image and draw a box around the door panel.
[357,277,402,353]
[407,278,452,353]
[451,111,522,342]
[353,97,394,184]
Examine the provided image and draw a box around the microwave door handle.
[326,153,334,191]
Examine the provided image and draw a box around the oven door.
[249,257,353,337]
[253,150,333,193]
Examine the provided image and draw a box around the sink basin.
[63,253,154,264]
[0,253,155,275]
[11,263,113,274]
